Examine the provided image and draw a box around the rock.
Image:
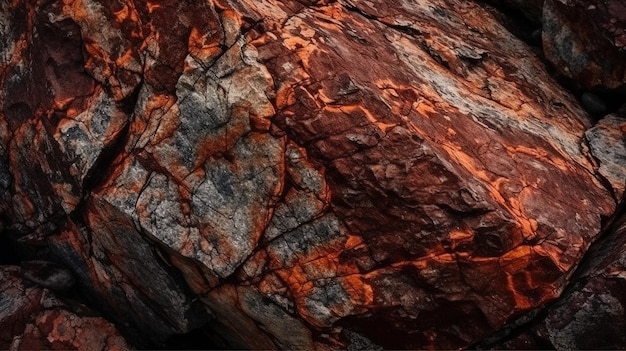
[493,194,626,349]
[20,260,76,292]
[49,217,210,345]
[0,265,129,350]
[0,0,622,349]
[0,266,43,348]
[542,0,626,90]
[585,112,626,199]
[11,309,130,351]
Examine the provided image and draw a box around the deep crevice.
[81,114,132,194]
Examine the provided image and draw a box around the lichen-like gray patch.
[268,214,344,268]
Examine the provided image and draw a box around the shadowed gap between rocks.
[478,0,626,120]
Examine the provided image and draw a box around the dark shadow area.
[0,230,20,265]
[477,1,543,47]
[164,324,221,350]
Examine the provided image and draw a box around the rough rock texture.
[542,0,626,90]
[0,266,129,350]
[489,194,626,350]
[585,111,626,199]
[0,0,624,349]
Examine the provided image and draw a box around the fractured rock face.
[0,0,622,349]
[494,194,626,350]
[49,213,209,343]
[11,307,130,351]
[0,265,129,350]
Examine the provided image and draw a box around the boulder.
[0,0,621,349]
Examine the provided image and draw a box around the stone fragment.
[48,215,210,344]
[0,266,43,349]
[493,196,626,349]
[585,112,626,199]
[10,309,130,351]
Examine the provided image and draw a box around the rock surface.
[542,0,626,90]
[489,194,626,349]
[585,111,626,199]
[0,266,129,350]
[0,0,624,349]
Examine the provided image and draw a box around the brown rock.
[49,215,210,343]
[11,309,129,351]
[0,0,622,349]
[542,0,626,90]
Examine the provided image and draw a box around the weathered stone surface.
[585,111,626,199]
[0,0,623,349]
[493,195,626,349]
[49,214,209,343]
[542,0,626,90]
[11,308,130,351]
[21,260,76,292]
[0,266,43,348]
[0,266,129,350]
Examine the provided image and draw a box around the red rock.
[0,0,622,349]
[0,266,43,349]
[492,194,626,349]
[12,309,129,351]
[49,214,209,343]
[0,266,129,350]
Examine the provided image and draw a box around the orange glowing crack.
[282,35,315,64]
[324,105,396,132]
[505,274,532,310]
[532,243,570,273]
[112,5,130,23]
[508,196,538,241]
[414,99,437,117]
[115,48,136,68]
[188,27,205,46]
[146,1,161,13]
[505,145,569,172]
[344,234,364,249]
[499,245,533,274]
[340,274,374,306]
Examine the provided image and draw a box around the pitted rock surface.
[0,0,623,349]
